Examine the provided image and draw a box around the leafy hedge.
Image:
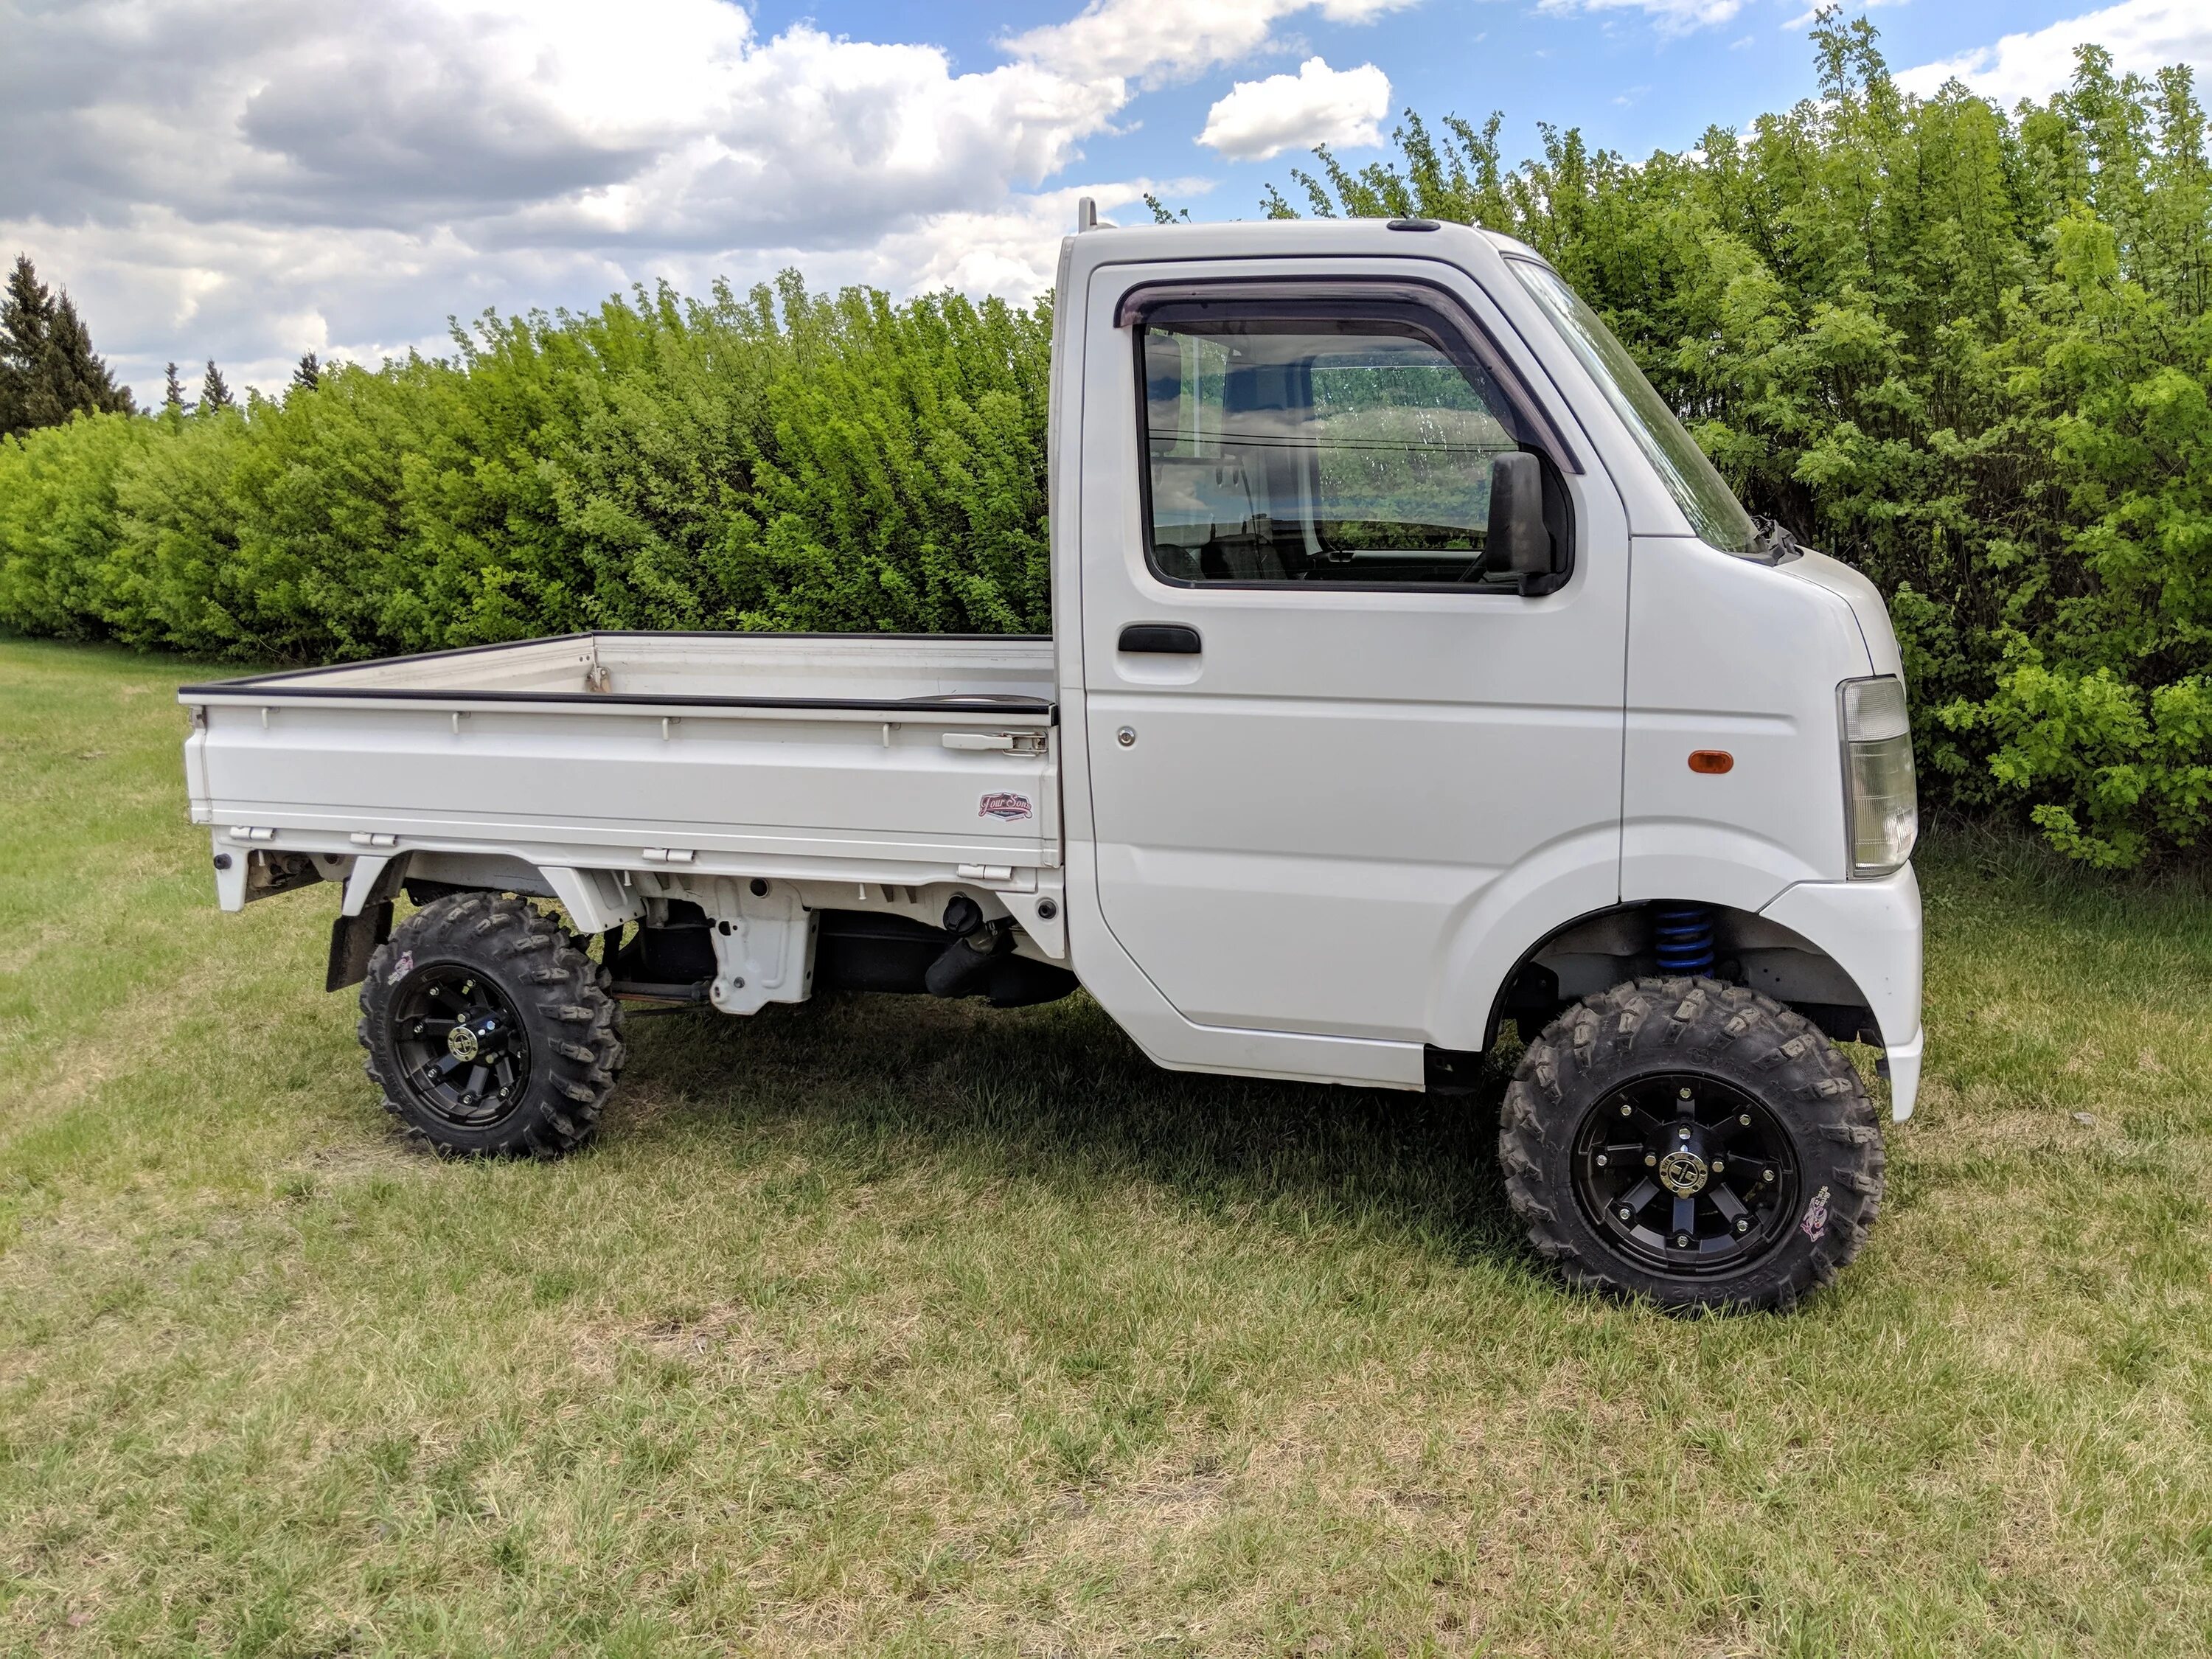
[0,275,1053,661]
[1,18,2208,864]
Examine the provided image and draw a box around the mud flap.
[326,901,394,992]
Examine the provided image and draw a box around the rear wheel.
[1500,977,1883,1312]
[359,893,623,1156]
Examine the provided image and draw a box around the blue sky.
[745,0,2179,223]
[3,0,2205,400]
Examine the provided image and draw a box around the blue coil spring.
[1652,903,1716,976]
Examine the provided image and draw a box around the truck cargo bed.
[180,632,1060,880]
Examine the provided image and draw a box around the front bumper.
[1761,864,1925,1121]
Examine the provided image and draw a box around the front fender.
[1760,865,1924,1121]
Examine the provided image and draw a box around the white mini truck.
[180,215,1922,1312]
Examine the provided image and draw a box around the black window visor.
[1116,277,1582,476]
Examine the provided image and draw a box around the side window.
[1138,303,1558,588]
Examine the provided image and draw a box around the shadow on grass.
[588,821,2212,1286]
[613,985,1531,1272]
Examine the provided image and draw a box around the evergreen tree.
[1,257,135,434]
[198,359,234,412]
[1,254,57,439]
[163,361,186,412]
[291,352,320,392]
[40,293,134,420]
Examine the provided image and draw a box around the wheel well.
[1485,900,1880,1048]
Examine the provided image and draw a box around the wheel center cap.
[447,1025,481,1062]
[1658,1148,1709,1196]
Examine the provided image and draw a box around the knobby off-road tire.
[1500,977,1883,1313]
[358,893,625,1156]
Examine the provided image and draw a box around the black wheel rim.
[389,961,532,1131]
[1570,1071,1801,1277]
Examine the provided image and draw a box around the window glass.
[1507,260,1759,557]
[1140,313,1534,586]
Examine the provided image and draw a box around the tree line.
[0,14,2205,866]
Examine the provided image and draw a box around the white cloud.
[0,0,1382,403]
[1198,57,1393,159]
[1534,0,1750,36]
[1896,0,2212,104]
[1008,0,1419,88]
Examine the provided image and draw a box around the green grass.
[2,635,2208,1658]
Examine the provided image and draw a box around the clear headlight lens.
[1840,676,1917,877]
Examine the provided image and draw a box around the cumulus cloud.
[1198,58,1393,160]
[1894,0,2212,105]
[0,0,1389,401]
[1008,0,1419,88]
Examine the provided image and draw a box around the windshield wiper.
[1750,516,1804,564]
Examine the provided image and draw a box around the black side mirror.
[1486,451,1555,589]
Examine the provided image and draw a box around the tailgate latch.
[941,731,1046,756]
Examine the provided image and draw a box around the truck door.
[1077,266,1629,1047]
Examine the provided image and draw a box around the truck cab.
[181,214,1920,1312]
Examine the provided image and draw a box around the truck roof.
[1062,212,1549,279]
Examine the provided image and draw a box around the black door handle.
[1118,623,1202,655]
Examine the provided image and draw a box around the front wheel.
[359,893,624,1156]
[1500,977,1883,1312]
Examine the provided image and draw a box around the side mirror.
[1486,451,1554,584]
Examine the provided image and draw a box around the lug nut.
[1711,1160,1725,1174]
[1675,1234,1692,1248]
[1678,1127,1691,1140]
[1619,1104,1632,1117]
[1678,1088,1691,1099]
[1644,1154,1657,1167]
[1617,1206,1634,1222]
[1595,1154,1607,1167]
[1735,1218,1750,1234]
[1739,1113,1752,1126]
[1761,1168,1774,1183]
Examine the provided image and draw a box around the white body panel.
[178,218,1924,1116]
[184,633,1068,960]
[1620,533,1871,912]
[1071,251,1629,1052]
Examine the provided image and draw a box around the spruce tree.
[164,361,186,412]
[0,254,57,439]
[1,257,135,433]
[40,292,134,420]
[198,359,234,411]
[291,351,320,392]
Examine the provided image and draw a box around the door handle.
[1117,623,1202,655]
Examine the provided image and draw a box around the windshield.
[1509,260,1761,557]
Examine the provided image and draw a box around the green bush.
[0,276,1053,661]
[0,406,155,637]
[1,15,2207,863]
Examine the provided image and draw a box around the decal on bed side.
[978,791,1033,822]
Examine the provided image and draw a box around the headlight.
[1840,676,1917,877]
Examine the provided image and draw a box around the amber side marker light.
[1688,750,1735,774]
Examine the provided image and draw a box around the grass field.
[1,635,2209,1658]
